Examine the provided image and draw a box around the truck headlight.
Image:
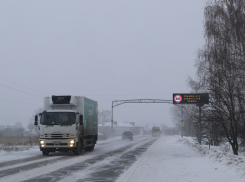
[70,140,75,147]
[40,140,44,145]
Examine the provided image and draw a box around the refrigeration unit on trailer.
[34,95,98,156]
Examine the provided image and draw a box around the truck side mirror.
[79,115,83,125]
[34,115,38,125]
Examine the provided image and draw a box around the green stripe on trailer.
[84,97,98,135]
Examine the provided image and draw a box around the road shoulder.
[117,135,243,182]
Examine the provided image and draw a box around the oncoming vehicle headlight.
[70,140,75,147]
[40,140,44,145]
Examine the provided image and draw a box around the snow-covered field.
[0,146,40,163]
[0,135,245,182]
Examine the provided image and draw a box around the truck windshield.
[40,112,76,125]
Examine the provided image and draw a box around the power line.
[0,83,43,99]
[0,77,50,95]
[0,98,41,106]
[0,118,30,121]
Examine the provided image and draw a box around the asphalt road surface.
[0,135,157,182]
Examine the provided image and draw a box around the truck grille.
[46,143,68,146]
[44,134,70,138]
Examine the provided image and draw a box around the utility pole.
[199,104,202,144]
[181,105,184,138]
[197,104,203,144]
[111,102,113,137]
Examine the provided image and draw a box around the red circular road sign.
[174,95,182,103]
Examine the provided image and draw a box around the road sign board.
[174,95,182,103]
[173,93,209,104]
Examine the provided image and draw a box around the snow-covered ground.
[117,135,245,182]
[0,136,123,163]
[0,146,40,162]
[0,135,151,181]
[1,135,245,182]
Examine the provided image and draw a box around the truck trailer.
[151,126,161,137]
[34,95,98,156]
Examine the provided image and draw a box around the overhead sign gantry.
[111,99,172,136]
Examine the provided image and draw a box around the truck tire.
[74,141,82,155]
[42,151,49,156]
[86,139,95,152]
[90,141,95,151]
[86,144,95,152]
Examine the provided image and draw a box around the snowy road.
[1,135,244,182]
[118,136,245,182]
[0,135,156,182]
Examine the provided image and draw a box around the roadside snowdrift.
[178,136,245,178]
[117,135,244,182]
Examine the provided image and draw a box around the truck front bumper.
[39,138,76,151]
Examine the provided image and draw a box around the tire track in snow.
[0,135,135,175]
[21,138,151,182]
[76,139,157,182]
[0,156,69,178]
[0,156,45,168]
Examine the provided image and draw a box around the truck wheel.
[86,144,95,152]
[87,144,95,152]
[74,142,82,155]
[86,139,95,152]
[42,151,49,156]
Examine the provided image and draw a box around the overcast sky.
[0,0,206,128]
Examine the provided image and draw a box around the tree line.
[172,0,245,155]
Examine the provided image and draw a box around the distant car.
[122,131,133,140]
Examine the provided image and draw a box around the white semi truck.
[34,95,98,156]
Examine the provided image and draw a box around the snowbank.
[178,136,245,179]
[117,135,244,182]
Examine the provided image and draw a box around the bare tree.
[170,104,199,137]
[28,108,43,135]
[98,110,111,125]
[15,122,25,137]
[187,0,245,155]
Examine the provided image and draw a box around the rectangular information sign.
[173,93,209,104]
